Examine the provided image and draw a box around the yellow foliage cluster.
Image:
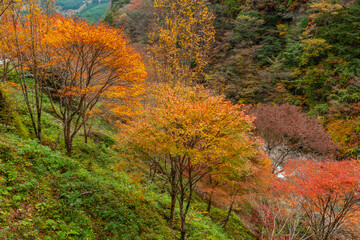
[310,0,343,17]
[300,38,331,66]
[150,0,215,83]
[326,117,360,157]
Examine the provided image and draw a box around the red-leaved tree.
[274,159,360,240]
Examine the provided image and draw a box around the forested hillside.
[57,0,110,22]
[1,0,360,239]
[106,0,360,159]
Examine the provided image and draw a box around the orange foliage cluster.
[276,159,360,200]
[123,83,259,171]
[121,83,270,237]
[41,16,147,121]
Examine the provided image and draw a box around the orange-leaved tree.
[0,14,16,82]
[42,16,146,155]
[121,83,260,240]
[6,0,54,142]
[0,0,15,20]
[274,159,360,240]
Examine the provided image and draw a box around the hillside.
[0,82,255,239]
[1,0,360,239]
[56,0,110,22]
[105,0,360,159]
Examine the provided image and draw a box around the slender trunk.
[180,214,186,240]
[179,191,187,240]
[64,121,73,156]
[1,59,8,82]
[36,91,42,142]
[30,6,42,143]
[179,187,192,240]
[179,161,194,240]
[179,173,187,240]
[83,118,88,143]
[169,190,176,225]
[223,201,234,228]
[12,15,39,139]
[169,158,177,224]
[207,191,213,214]
[82,103,89,143]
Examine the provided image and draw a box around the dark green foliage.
[57,0,84,10]
[233,11,264,43]
[223,0,241,16]
[103,11,114,25]
[317,2,360,60]
[279,40,302,69]
[256,36,283,66]
[110,0,130,12]
[263,14,282,27]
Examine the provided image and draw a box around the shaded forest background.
[105,0,360,159]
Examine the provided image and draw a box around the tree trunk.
[36,94,42,143]
[180,215,187,240]
[83,119,88,144]
[169,160,177,225]
[207,191,213,214]
[1,59,8,83]
[178,163,194,240]
[223,201,234,228]
[169,190,176,225]
[64,122,73,156]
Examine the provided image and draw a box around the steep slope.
[0,83,255,239]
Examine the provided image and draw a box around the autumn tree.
[0,0,14,19]
[5,0,55,142]
[248,192,310,240]
[122,83,260,240]
[0,15,15,83]
[198,150,271,228]
[149,0,215,83]
[220,155,270,229]
[274,159,360,240]
[0,0,17,82]
[250,103,337,173]
[245,169,311,240]
[42,16,146,155]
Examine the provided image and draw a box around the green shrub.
[0,86,29,138]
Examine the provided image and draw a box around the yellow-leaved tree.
[121,83,261,240]
[149,0,215,83]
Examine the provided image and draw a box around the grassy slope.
[0,82,255,239]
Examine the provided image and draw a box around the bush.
[0,86,29,138]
